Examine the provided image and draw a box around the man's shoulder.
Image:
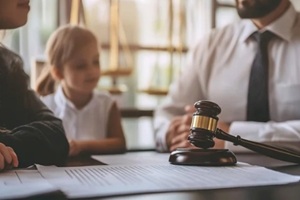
[210,20,244,40]
[193,20,244,49]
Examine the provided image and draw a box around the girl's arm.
[69,102,126,156]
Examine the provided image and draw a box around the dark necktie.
[247,31,274,122]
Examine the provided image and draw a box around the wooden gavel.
[169,100,300,166]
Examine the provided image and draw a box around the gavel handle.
[215,128,300,164]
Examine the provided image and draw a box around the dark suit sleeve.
[0,90,69,168]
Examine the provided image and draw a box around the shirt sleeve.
[0,90,69,167]
[225,120,300,152]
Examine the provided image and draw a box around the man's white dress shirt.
[154,4,300,152]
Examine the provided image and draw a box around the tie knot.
[252,31,274,45]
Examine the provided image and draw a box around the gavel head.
[188,100,221,149]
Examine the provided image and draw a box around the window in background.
[2,0,229,109]
[80,0,213,109]
[212,0,238,28]
[2,0,58,74]
[81,0,214,150]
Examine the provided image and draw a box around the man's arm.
[226,120,300,152]
[154,39,209,152]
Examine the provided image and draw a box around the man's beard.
[236,0,282,18]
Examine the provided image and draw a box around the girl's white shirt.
[41,85,114,140]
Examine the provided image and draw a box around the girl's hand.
[0,143,18,171]
[68,140,82,157]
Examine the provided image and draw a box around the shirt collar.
[239,4,297,43]
[54,85,96,111]
[54,85,77,110]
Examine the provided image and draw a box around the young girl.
[36,25,126,156]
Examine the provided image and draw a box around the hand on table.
[166,105,197,152]
[0,143,18,171]
[68,140,82,157]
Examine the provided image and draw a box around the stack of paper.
[0,170,60,200]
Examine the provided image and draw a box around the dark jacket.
[0,46,69,167]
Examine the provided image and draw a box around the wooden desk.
[120,108,153,118]
[63,152,300,200]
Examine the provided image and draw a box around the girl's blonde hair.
[36,24,99,96]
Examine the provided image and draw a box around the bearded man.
[154,0,300,153]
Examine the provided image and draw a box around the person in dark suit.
[0,0,69,170]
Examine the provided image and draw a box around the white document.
[0,169,59,200]
[92,152,170,165]
[37,163,300,199]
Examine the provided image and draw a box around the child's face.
[60,41,100,95]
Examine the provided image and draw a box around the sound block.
[169,148,237,166]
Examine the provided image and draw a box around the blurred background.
[2,0,300,150]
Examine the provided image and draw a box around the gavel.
[169,100,300,166]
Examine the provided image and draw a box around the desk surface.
[63,152,300,200]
